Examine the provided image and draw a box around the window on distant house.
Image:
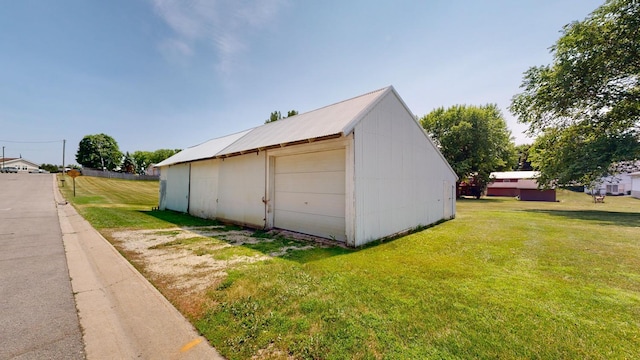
[606,184,618,193]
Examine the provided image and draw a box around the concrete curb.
[54,176,224,359]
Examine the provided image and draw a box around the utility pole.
[62,139,66,174]
[2,146,4,170]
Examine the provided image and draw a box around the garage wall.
[216,152,266,227]
[353,91,457,246]
[189,159,219,219]
[161,163,190,213]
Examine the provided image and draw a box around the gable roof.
[1,158,40,167]
[157,87,390,167]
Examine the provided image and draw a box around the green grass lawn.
[59,175,640,359]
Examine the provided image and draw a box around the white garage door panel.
[275,210,345,241]
[275,192,345,217]
[276,149,345,173]
[275,171,345,194]
[274,149,346,241]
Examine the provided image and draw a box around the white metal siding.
[189,159,219,219]
[274,149,346,241]
[353,91,457,246]
[631,174,640,199]
[163,163,190,213]
[216,152,266,227]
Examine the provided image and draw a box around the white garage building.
[156,86,457,247]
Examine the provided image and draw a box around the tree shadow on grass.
[524,209,640,227]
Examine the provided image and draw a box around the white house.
[585,173,633,195]
[630,172,640,199]
[0,157,40,172]
[156,86,458,247]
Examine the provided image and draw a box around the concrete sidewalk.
[54,177,223,359]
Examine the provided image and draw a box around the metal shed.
[487,171,556,202]
[156,86,458,247]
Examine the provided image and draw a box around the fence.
[80,168,159,181]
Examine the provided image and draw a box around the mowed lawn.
[60,175,640,359]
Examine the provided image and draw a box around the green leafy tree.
[149,149,181,164]
[131,149,181,175]
[528,125,638,187]
[510,0,640,185]
[514,144,533,171]
[265,111,282,124]
[265,110,298,124]
[132,151,152,175]
[420,104,517,192]
[76,134,123,171]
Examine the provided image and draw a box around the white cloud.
[150,0,287,72]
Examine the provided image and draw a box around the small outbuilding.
[156,86,458,247]
[487,171,556,202]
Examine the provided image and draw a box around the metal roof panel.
[155,129,253,167]
[219,87,389,155]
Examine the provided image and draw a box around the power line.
[0,139,63,144]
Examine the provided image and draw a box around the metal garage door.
[274,149,346,241]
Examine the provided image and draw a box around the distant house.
[146,164,160,176]
[487,171,556,202]
[156,86,458,247]
[585,173,633,196]
[630,172,640,199]
[0,157,40,173]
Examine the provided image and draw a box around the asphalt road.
[0,173,85,359]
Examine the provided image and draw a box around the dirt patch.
[108,226,328,318]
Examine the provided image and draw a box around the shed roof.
[490,171,539,180]
[157,87,390,167]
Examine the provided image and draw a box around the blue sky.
[1,0,604,166]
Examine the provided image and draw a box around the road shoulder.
[54,176,223,359]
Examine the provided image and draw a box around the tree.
[513,144,533,171]
[510,0,640,185]
[265,110,298,124]
[528,125,638,187]
[149,149,181,164]
[122,152,136,174]
[131,149,181,175]
[420,104,517,193]
[132,151,152,175]
[265,111,281,124]
[76,134,123,171]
